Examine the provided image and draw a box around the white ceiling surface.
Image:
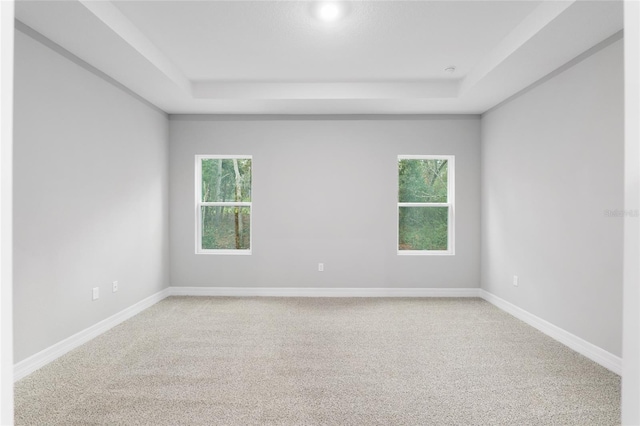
[113,1,540,81]
[16,0,623,114]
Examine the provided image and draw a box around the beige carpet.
[15,297,620,425]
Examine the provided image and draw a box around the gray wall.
[480,39,624,356]
[170,116,480,288]
[13,29,170,362]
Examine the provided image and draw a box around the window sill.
[196,250,252,255]
[397,250,455,256]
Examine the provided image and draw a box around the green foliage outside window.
[200,158,252,251]
[398,158,450,252]
[201,206,250,250]
[398,159,448,203]
[399,207,448,251]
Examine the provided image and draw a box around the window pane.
[201,158,252,202]
[201,206,251,250]
[398,159,448,203]
[399,206,448,251]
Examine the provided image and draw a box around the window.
[196,155,252,254]
[398,155,454,255]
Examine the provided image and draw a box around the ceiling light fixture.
[444,66,456,74]
[317,2,342,22]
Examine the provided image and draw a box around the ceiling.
[15,0,623,115]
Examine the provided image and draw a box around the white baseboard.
[479,289,622,375]
[14,288,171,382]
[168,286,482,298]
[16,286,619,382]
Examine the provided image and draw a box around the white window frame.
[195,155,253,255]
[397,155,455,256]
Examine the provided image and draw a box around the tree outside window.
[196,156,252,254]
[398,155,454,255]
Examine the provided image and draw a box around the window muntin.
[398,155,454,255]
[196,156,252,254]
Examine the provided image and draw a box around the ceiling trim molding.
[78,0,191,95]
[191,80,459,100]
[169,114,481,121]
[460,0,575,96]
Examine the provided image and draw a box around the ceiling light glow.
[318,2,342,22]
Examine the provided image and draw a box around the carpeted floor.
[15,297,620,425]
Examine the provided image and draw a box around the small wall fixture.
[444,66,456,74]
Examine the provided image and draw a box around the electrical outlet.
[92,287,100,300]
[318,263,324,272]
[112,281,118,293]
[513,275,519,287]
